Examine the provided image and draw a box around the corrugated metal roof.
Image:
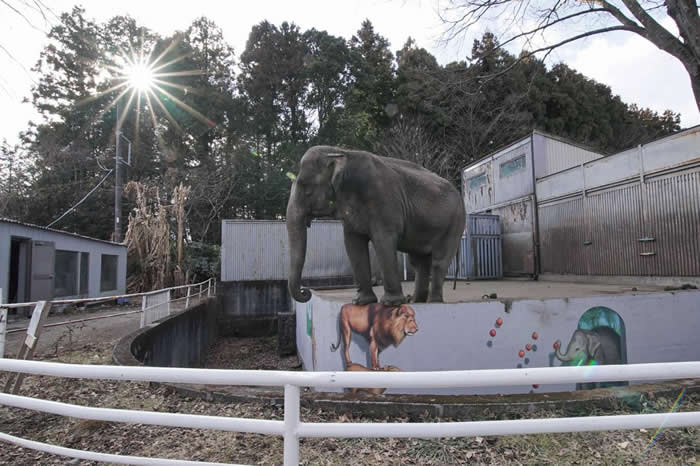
[0,217,126,247]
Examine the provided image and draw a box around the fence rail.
[0,278,215,340]
[1,358,699,465]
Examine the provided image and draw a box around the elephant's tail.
[453,240,460,290]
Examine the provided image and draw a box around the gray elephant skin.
[554,326,622,366]
[287,146,465,305]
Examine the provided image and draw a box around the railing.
[0,278,215,342]
[1,359,699,465]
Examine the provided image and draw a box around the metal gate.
[448,214,503,280]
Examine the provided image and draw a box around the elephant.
[287,146,466,305]
[554,326,622,366]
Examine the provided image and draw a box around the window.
[468,173,487,190]
[500,154,526,178]
[55,250,79,297]
[80,252,89,295]
[100,254,118,292]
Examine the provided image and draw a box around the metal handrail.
[1,278,213,309]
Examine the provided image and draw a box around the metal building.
[0,218,127,305]
[536,125,700,278]
[463,126,700,279]
[462,130,603,276]
[220,220,352,282]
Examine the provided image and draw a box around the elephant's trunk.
[554,340,574,361]
[287,182,312,303]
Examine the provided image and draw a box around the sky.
[0,0,698,146]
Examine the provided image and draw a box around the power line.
[46,168,113,228]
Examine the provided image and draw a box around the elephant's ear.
[328,152,346,194]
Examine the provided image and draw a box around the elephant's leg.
[409,253,430,303]
[344,232,377,305]
[372,235,405,306]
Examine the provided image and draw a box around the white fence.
[1,358,699,465]
[0,279,215,358]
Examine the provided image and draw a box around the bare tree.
[438,0,700,112]
[377,116,458,180]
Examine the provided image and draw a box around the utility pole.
[114,100,122,243]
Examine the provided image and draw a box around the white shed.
[0,218,127,305]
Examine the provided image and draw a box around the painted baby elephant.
[554,326,623,366]
[287,146,465,305]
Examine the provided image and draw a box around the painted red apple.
[526,344,532,351]
[532,332,538,340]
[489,329,497,337]
[519,350,525,358]
[553,341,560,350]
[496,317,503,326]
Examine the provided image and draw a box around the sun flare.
[123,62,154,92]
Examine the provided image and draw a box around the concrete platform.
[314,279,668,303]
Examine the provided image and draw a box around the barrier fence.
[0,278,215,350]
[1,358,699,466]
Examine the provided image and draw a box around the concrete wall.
[0,219,127,303]
[115,298,220,368]
[298,289,700,395]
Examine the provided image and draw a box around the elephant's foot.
[427,294,444,303]
[352,290,378,306]
[381,293,407,306]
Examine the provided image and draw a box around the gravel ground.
[0,334,698,465]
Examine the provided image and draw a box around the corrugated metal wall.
[534,132,604,179]
[221,220,352,282]
[539,197,587,275]
[448,214,503,279]
[536,126,700,277]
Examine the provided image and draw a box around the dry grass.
[1,338,698,465]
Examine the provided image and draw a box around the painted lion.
[330,303,418,369]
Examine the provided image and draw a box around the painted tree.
[439,0,700,112]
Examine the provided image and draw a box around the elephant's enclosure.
[297,280,700,396]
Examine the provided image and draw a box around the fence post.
[0,289,6,358]
[207,279,212,298]
[213,279,216,296]
[139,295,147,328]
[199,283,203,304]
[6,301,51,394]
[166,290,171,316]
[185,286,191,309]
[283,384,300,466]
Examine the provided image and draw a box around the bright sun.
[124,62,154,92]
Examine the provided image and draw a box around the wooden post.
[185,286,191,309]
[4,301,51,394]
[199,283,203,304]
[207,279,212,298]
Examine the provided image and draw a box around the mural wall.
[296,290,700,395]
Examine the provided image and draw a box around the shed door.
[30,240,55,301]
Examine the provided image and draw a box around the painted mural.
[330,303,417,393]
[550,306,627,390]
[297,291,700,396]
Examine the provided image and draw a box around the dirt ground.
[1,313,699,465]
